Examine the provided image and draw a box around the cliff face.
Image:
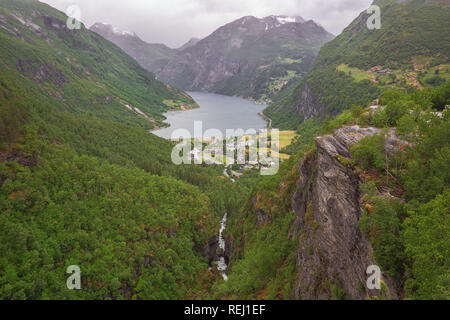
[288,126,402,299]
[224,124,407,299]
[275,82,323,122]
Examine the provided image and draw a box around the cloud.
[40,0,373,48]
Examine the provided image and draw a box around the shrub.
[372,109,389,128]
[350,104,363,118]
[403,191,450,299]
[359,197,406,282]
[385,99,415,126]
[350,134,386,172]
[426,75,446,87]
[320,110,355,134]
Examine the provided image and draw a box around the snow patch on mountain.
[112,26,134,37]
[92,22,135,37]
[276,16,297,24]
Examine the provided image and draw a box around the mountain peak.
[178,37,201,51]
[263,15,306,25]
[89,22,177,74]
[234,15,307,27]
[90,22,136,38]
[159,14,334,101]
[225,14,327,33]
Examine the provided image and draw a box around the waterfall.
[217,213,228,281]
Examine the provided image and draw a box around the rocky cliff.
[224,123,407,299]
[287,125,406,299]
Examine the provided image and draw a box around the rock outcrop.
[289,126,401,299]
[276,82,324,122]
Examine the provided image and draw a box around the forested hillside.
[264,0,450,129]
[0,0,196,131]
[218,82,449,300]
[1,0,448,301]
[0,0,250,299]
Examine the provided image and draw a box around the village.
[183,130,297,181]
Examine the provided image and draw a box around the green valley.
[0,0,449,303]
[0,0,249,300]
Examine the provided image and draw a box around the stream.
[217,213,228,281]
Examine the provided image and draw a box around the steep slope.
[215,83,449,300]
[287,126,403,299]
[0,144,218,299]
[0,0,196,131]
[90,22,178,75]
[177,37,200,51]
[0,0,245,300]
[264,0,450,129]
[216,126,401,300]
[159,15,334,102]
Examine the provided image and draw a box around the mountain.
[177,37,200,51]
[2,0,448,302]
[90,22,178,75]
[0,0,243,300]
[158,15,334,102]
[264,0,450,129]
[0,0,197,131]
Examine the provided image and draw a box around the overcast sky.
[41,0,373,48]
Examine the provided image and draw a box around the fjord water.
[153,92,267,139]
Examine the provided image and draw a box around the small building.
[231,171,243,178]
[190,148,202,161]
[376,68,392,74]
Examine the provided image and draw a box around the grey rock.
[288,126,399,299]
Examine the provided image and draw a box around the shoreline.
[258,112,272,128]
[151,91,270,136]
[150,104,199,133]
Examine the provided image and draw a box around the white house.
[190,148,202,161]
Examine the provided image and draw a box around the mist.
[41,0,373,48]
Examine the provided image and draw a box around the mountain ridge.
[90,15,335,102]
[0,0,197,130]
[90,22,178,75]
[264,0,450,129]
[158,15,334,102]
